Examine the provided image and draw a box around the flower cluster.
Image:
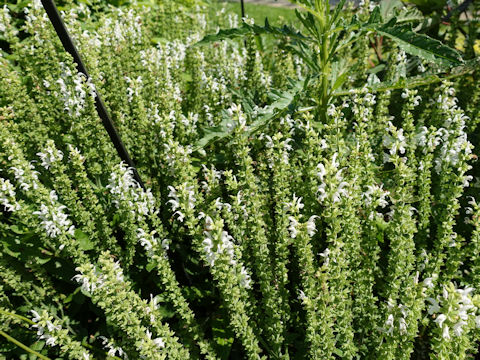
[10,162,39,191]
[317,153,349,204]
[54,67,96,118]
[33,190,75,239]
[202,215,251,289]
[0,178,21,212]
[382,121,407,162]
[31,309,92,359]
[137,228,169,257]
[384,298,409,335]
[427,284,479,340]
[107,162,156,219]
[98,336,128,359]
[167,184,196,222]
[36,140,64,170]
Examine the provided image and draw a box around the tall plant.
[198,0,465,122]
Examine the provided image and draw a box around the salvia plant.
[0,0,480,358]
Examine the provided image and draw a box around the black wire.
[40,0,145,189]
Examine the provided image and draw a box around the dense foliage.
[1,0,480,358]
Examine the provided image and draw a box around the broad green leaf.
[371,22,463,66]
[380,0,403,21]
[74,229,94,251]
[146,262,156,272]
[396,7,424,24]
[243,77,308,136]
[329,59,350,93]
[193,78,307,151]
[10,225,25,234]
[192,113,235,151]
[367,63,387,74]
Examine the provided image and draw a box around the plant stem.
[0,309,34,325]
[0,329,51,360]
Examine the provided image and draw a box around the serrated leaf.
[367,6,383,25]
[196,19,311,46]
[331,0,347,25]
[380,0,403,20]
[193,78,307,151]
[371,22,463,66]
[192,113,235,151]
[243,77,307,136]
[334,59,478,96]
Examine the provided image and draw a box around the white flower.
[45,336,57,346]
[153,337,165,348]
[203,237,216,267]
[285,194,304,212]
[385,314,394,334]
[452,320,467,336]
[33,196,75,238]
[31,310,41,323]
[0,178,21,212]
[442,325,451,340]
[239,266,252,289]
[288,216,299,238]
[423,277,435,289]
[327,104,336,117]
[306,216,318,237]
[36,144,63,170]
[399,317,407,334]
[107,162,156,219]
[434,314,447,328]
[317,163,326,180]
[298,290,307,302]
[427,298,440,314]
[318,248,330,266]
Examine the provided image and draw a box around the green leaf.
[74,229,94,251]
[331,71,349,93]
[192,113,235,151]
[196,19,311,45]
[295,10,319,39]
[367,6,383,25]
[10,225,25,234]
[146,262,156,272]
[193,78,307,151]
[211,309,234,360]
[371,22,463,66]
[243,77,308,136]
[380,0,403,21]
[331,0,347,26]
[367,63,387,74]
[334,59,478,96]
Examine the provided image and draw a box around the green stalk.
[0,329,51,360]
[0,309,34,325]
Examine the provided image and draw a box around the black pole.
[240,0,245,18]
[40,0,145,189]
